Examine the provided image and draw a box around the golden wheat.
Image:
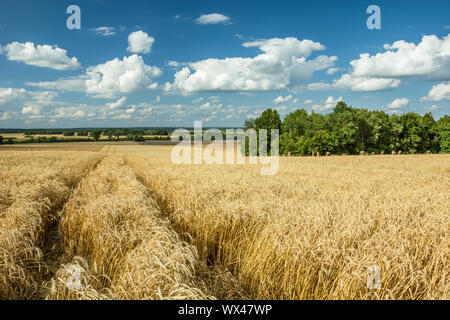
[0,151,102,299]
[46,156,209,300]
[126,153,450,300]
[1,146,448,300]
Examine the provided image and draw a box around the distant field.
[0,133,91,140]
[0,133,169,142]
[0,142,136,152]
[0,145,448,300]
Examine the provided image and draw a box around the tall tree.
[89,130,102,142]
[435,115,450,153]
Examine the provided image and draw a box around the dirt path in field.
[28,155,248,299]
[35,158,104,299]
[127,159,250,300]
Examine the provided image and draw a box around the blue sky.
[0,0,449,128]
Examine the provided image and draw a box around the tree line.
[0,128,171,144]
[245,102,450,155]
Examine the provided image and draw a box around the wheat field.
[0,145,448,300]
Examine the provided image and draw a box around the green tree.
[328,107,359,154]
[435,115,450,153]
[281,109,309,136]
[304,130,334,155]
[366,110,391,153]
[421,112,439,152]
[113,129,121,141]
[133,134,145,142]
[89,130,102,142]
[244,119,255,130]
[388,114,403,152]
[400,113,423,153]
[254,109,282,132]
[254,108,281,155]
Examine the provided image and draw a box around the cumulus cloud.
[350,34,450,81]
[195,13,231,25]
[27,55,161,98]
[21,105,41,115]
[0,87,27,104]
[307,34,450,92]
[386,98,410,110]
[90,26,116,36]
[0,87,58,109]
[126,105,136,114]
[52,106,88,119]
[1,42,80,70]
[25,76,87,93]
[0,111,16,121]
[420,81,450,101]
[106,96,127,110]
[308,74,401,92]
[311,96,343,112]
[326,67,340,75]
[127,31,154,54]
[273,94,293,104]
[85,55,161,98]
[165,37,337,93]
[167,60,182,68]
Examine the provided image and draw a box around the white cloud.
[274,105,289,115]
[308,74,401,92]
[307,34,450,92]
[106,96,127,110]
[165,37,337,93]
[127,31,154,54]
[85,55,162,98]
[2,42,80,70]
[52,106,88,119]
[311,96,343,112]
[90,27,116,36]
[303,99,313,104]
[386,98,410,110]
[191,97,204,103]
[0,88,58,112]
[29,55,162,98]
[273,94,293,104]
[195,13,231,25]
[21,105,41,115]
[167,60,182,67]
[420,81,450,101]
[0,87,27,104]
[126,105,136,114]
[350,34,450,81]
[25,76,87,93]
[326,67,340,75]
[0,111,15,120]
